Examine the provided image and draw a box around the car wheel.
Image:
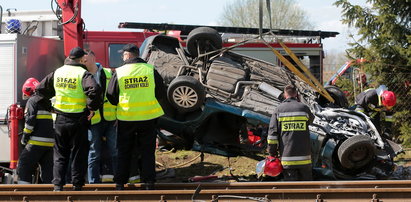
[167,76,205,113]
[187,27,222,57]
[337,135,376,169]
[326,85,349,108]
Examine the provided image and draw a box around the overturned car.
[140,27,402,180]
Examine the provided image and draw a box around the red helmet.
[381,90,396,108]
[22,78,39,99]
[263,156,283,177]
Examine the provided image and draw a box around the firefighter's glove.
[267,144,278,157]
[21,132,31,145]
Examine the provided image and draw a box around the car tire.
[337,135,376,169]
[318,85,349,108]
[187,27,222,57]
[167,76,205,113]
[326,85,349,108]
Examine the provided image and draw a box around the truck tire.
[337,135,376,169]
[167,76,205,113]
[187,27,222,57]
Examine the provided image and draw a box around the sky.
[0,0,367,52]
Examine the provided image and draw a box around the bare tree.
[219,0,314,30]
[322,50,349,82]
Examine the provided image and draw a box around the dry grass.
[394,148,411,166]
[155,150,262,182]
[154,148,411,182]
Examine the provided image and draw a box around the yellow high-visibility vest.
[53,65,87,113]
[115,63,164,121]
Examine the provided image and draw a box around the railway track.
[1,181,411,201]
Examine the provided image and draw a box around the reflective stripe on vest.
[355,106,365,113]
[28,136,55,147]
[370,111,379,118]
[267,135,278,145]
[116,63,164,121]
[267,139,278,144]
[281,155,312,166]
[91,68,117,125]
[30,136,55,143]
[385,115,394,122]
[53,65,87,113]
[128,175,141,183]
[278,116,308,122]
[36,110,52,119]
[24,125,33,132]
[28,140,54,147]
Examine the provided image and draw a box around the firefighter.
[17,78,54,184]
[83,50,118,184]
[355,88,396,135]
[356,73,369,89]
[36,47,102,191]
[106,43,166,190]
[267,85,314,181]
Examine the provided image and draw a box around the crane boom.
[57,0,84,56]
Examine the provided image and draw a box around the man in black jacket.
[37,47,102,191]
[267,85,314,181]
[107,44,166,190]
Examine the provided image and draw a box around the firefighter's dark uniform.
[37,61,102,189]
[106,57,165,187]
[268,97,314,181]
[355,89,394,134]
[17,95,54,184]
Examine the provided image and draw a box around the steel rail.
[2,187,411,201]
[2,180,411,192]
[2,181,411,201]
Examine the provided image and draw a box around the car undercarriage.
[140,27,403,180]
